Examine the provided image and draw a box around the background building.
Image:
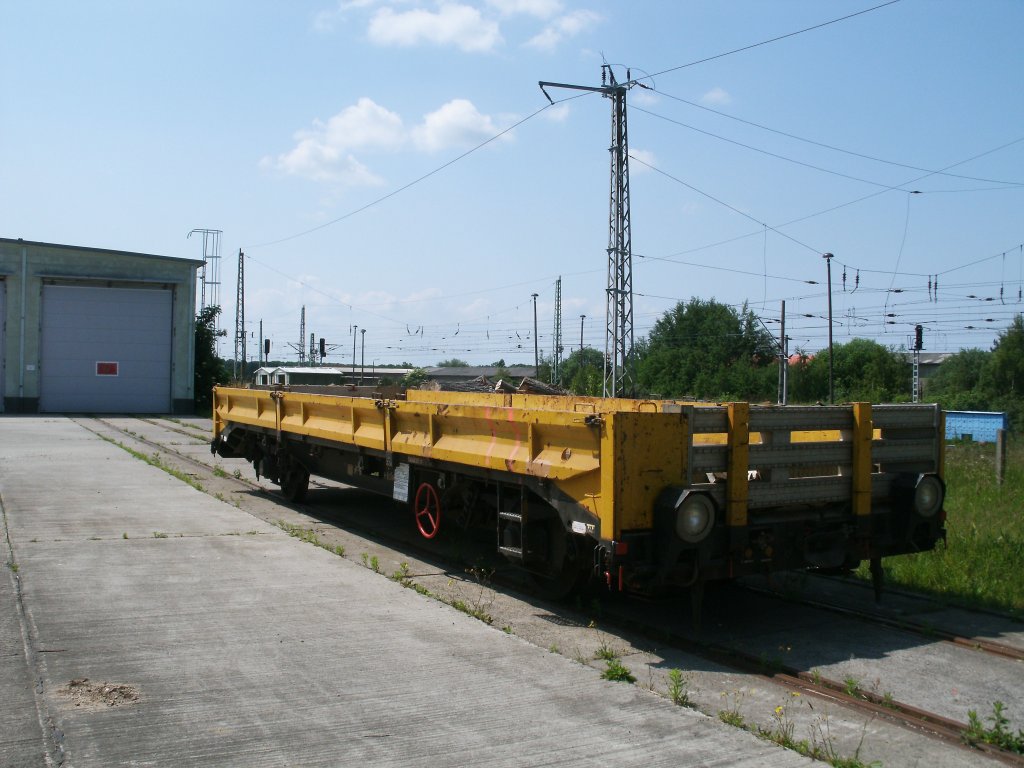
[0,238,201,414]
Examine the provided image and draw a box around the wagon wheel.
[531,518,591,599]
[281,466,310,503]
[414,482,442,539]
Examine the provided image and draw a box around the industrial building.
[0,238,202,414]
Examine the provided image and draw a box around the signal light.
[319,337,326,357]
[914,325,923,351]
[264,338,271,355]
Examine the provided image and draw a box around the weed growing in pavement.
[601,658,636,683]
[390,562,411,583]
[274,521,347,561]
[8,563,18,573]
[502,625,512,634]
[964,701,1024,754]
[718,689,748,728]
[743,693,880,768]
[97,435,205,492]
[810,668,822,686]
[122,532,128,539]
[153,532,168,538]
[549,643,559,654]
[594,639,619,661]
[843,675,862,698]
[370,555,380,573]
[667,669,693,707]
[360,552,369,567]
[758,693,801,751]
[212,466,228,478]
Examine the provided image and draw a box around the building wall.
[0,238,200,414]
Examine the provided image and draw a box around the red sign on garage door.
[96,361,119,376]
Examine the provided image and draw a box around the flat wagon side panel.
[389,401,602,482]
[277,394,388,451]
[213,387,277,436]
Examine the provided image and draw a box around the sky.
[3,0,1023,368]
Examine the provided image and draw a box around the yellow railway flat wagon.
[212,386,946,597]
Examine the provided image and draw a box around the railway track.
[83,415,1024,766]
[738,580,1024,664]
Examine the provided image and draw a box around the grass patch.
[600,658,636,683]
[856,437,1024,616]
[964,701,1024,754]
[667,668,693,707]
[98,436,205,493]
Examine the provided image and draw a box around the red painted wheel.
[414,482,442,539]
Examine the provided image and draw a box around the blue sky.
[3,0,1022,367]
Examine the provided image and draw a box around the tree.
[436,358,470,367]
[559,347,605,396]
[791,339,909,404]
[981,313,1024,429]
[194,306,228,414]
[637,298,776,400]
[926,348,991,411]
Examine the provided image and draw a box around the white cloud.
[265,96,507,184]
[629,148,656,172]
[412,98,508,152]
[543,104,570,122]
[700,87,732,106]
[525,9,600,51]
[485,0,562,18]
[368,3,503,52]
[262,98,404,184]
[313,0,383,33]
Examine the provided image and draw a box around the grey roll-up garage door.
[0,280,5,412]
[40,284,173,413]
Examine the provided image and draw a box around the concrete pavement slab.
[0,417,809,767]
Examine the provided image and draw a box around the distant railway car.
[212,386,945,599]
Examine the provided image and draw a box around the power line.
[638,1,902,81]
[648,88,1024,188]
[628,152,824,255]
[246,103,553,249]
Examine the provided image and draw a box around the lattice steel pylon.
[233,249,246,381]
[551,276,562,385]
[539,65,636,397]
[188,228,223,355]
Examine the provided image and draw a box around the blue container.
[944,411,1009,443]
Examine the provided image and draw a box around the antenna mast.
[539,65,636,396]
[233,249,245,381]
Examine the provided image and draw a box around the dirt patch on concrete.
[59,678,140,709]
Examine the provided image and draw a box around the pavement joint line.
[1,491,66,767]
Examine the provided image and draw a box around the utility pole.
[541,65,637,398]
[823,252,835,404]
[259,320,264,368]
[552,277,562,385]
[779,301,788,406]
[352,325,358,384]
[233,249,245,381]
[580,314,586,352]
[309,332,316,366]
[360,328,366,384]
[531,293,540,377]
